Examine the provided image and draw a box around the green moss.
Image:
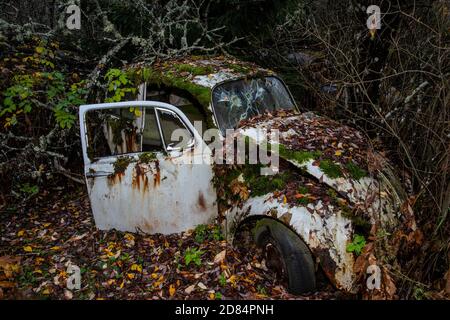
[125,66,215,129]
[138,152,157,163]
[174,64,214,76]
[226,63,251,74]
[164,72,211,107]
[278,144,322,164]
[327,188,338,199]
[297,186,309,194]
[217,157,292,198]
[295,186,311,205]
[345,162,367,180]
[126,67,212,107]
[319,159,343,179]
[296,197,311,205]
[243,166,292,196]
[328,187,371,232]
[139,67,160,84]
[113,156,133,174]
[271,177,285,190]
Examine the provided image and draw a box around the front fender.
[225,194,357,293]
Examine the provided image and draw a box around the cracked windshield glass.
[212,76,296,133]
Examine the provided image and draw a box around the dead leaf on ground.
[214,250,226,264]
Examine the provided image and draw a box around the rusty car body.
[79,56,404,294]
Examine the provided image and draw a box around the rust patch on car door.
[107,172,124,186]
[198,191,207,211]
[132,163,149,192]
[153,161,161,187]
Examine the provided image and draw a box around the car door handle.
[86,171,113,178]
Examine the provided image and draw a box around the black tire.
[254,218,316,294]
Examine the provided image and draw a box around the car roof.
[126,55,275,106]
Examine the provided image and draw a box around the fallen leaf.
[185,284,195,294]
[228,275,238,287]
[0,256,21,278]
[214,250,226,264]
[130,264,142,273]
[68,233,87,242]
[0,281,15,288]
[64,289,73,300]
[169,284,176,297]
[198,282,207,290]
[107,279,116,286]
[23,246,32,253]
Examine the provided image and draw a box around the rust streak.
[153,160,161,187]
[107,172,124,186]
[132,163,149,192]
[124,128,139,153]
[198,192,207,211]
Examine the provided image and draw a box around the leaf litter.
[0,184,342,300]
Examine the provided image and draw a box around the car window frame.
[80,101,201,165]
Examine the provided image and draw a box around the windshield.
[212,76,296,133]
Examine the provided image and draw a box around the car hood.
[236,111,403,227]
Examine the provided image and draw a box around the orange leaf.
[169,284,176,297]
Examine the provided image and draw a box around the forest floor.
[0,183,343,300]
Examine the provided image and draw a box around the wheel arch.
[233,215,315,258]
[226,200,358,293]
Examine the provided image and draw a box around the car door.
[79,101,217,235]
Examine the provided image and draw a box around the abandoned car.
[79,56,404,294]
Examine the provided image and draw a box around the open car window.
[212,76,296,133]
[157,109,195,151]
[146,86,208,134]
[84,106,193,160]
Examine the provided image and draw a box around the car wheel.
[254,218,316,294]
